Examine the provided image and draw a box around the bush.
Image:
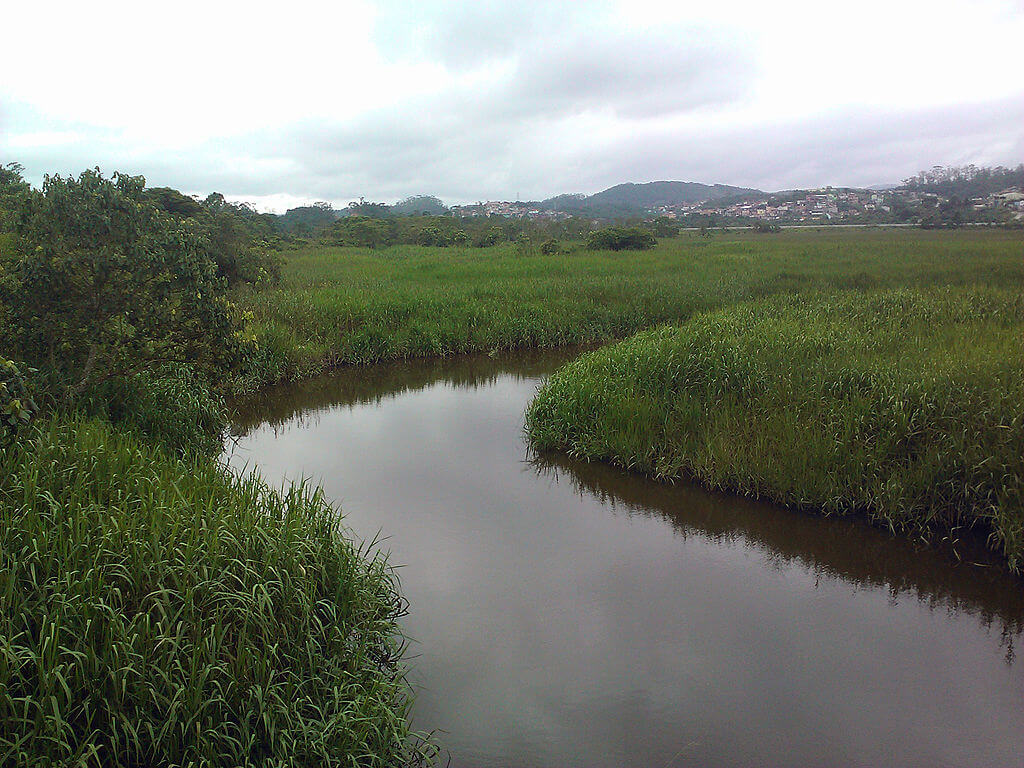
[0,417,434,766]
[586,226,656,251]
[1,169,240,401]
[753,221,782,233]
[0,357,37,439]
[473,226,503,247]
[539,238,561,255]
[80,364,226,457]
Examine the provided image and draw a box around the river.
[225,349,1024,768]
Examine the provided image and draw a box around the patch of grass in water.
[525,287,1024,570]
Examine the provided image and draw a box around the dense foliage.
[0,357,36,439]
[903,164,1024,199]
[0,163,431,765]
[526,289,1024,569]
[586,226,656,250]
[0,169,241,401]
[0,417,432,767]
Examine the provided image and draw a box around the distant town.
[267,164,1024,238]
[449,183,1024,227]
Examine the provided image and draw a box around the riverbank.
[0,415,434,766]
[235,228,1024,388]
[225,346,1024,767]
[525,287,1024,570]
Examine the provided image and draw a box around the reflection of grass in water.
[528,449,1024,662]
[228,345,585,437]
[238,228,1024,385]
[525,288,1024,572]
[1,417,436,766]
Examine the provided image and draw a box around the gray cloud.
[3,1,1022,209]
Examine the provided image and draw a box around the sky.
[2,0,1022,211]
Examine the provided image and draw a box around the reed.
[0,416,435,767]
[525,287,1024,569]
[236,228,1024,387]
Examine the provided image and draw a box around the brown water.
[226,349,1024,768]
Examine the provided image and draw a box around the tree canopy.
[1,169,241,400]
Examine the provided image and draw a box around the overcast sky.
[3,0,1022,210]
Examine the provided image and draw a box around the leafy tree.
[391,195,448,216]
[144,188,281,286]
[1,169,240,401]
[473,226,504,247]
[646,216,680,237]
[0,162,31,231]
[0,357,37,440]
[346,199,391,218]
[276,202,338,237]
[144,186,204,217]
[200,196,281,285]
[586,226,656,251]
[329,216,394,248]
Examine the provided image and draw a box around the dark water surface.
[226,350,1024,768]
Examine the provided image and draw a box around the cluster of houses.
[451,201,570,220]
[448,186,1024,225]
[656,186,1024,224]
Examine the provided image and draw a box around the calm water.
[226,350,1024,768]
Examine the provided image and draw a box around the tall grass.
[0,417,434,767]
[525,288,1024,570]
[237,229,1024,386]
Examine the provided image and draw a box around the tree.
[0,163,31,231]
[1,169,239,400]
[391,195,447,216]
[329,216,393,248]
[647,216,680,237]
[586,226,656,251]
[0,357,37,440]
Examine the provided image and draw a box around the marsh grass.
[0,417,434,767]
[238,229,1024,386]
[525,288,1024,569]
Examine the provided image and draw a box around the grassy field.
[525,288,1024,570]
[0,417,434,767]
[238,228,1024,386]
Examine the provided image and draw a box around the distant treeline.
[902,164,1024,200]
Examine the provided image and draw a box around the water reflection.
[229,347,586,438]
[529,451,1024,662]
[228,350,1024,768]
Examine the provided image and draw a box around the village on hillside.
[449,184,1024,227]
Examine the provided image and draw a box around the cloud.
[1,0,1022,209]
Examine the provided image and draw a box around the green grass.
[237,228,1024,386]
[525,288,1024,570]
[0,417,435,767]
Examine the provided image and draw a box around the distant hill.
[540,180,763,216]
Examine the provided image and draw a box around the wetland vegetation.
[239,228,1024,386]
[2,161,1023,764]
[526,288,1024,568]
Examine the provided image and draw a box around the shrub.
[539,238,561,255]
[1,169,240,401]
[0,417,434,766]
[586,226,656,251]
[0,357,37,439]
[473,226,503,247]
[80,364,226,457]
